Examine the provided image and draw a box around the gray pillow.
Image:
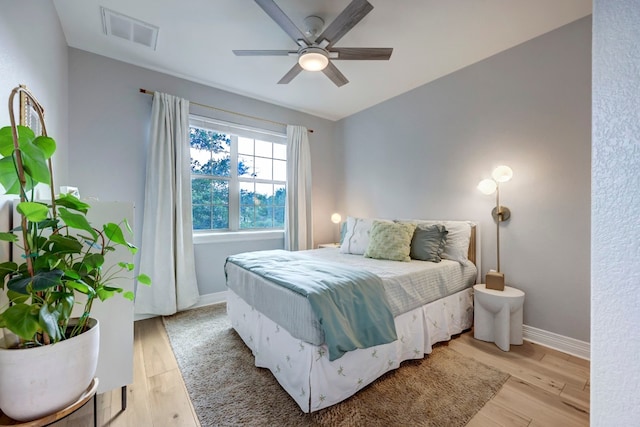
[410,224,448,262]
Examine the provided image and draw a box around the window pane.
[274,207,285,228]
[255,205,273,228]
[209,151,231,177]
[240,206,254,229]
[238,137,254,155]
[190,147,210,175]
[273,159,286,182]
[212,205,229,229]
[190,128,231,177]
[273,143,286,160]
[253,157,272,180]
[274,185,286,206]
[238,155,254,177]
[212,180,229,204]
[255,140,272,158]
[191,178,212,205]
[192,205,212,230]
[255,183,273,201]
[240,181,254,205]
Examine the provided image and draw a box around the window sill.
[193,230,284,245]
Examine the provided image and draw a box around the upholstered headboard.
[468,225,477,266]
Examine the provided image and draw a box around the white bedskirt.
[227,287,474,413]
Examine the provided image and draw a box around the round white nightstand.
[473,284,525,351]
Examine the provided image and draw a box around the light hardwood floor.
[50,318,589,426]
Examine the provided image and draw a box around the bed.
[225,218,479,413]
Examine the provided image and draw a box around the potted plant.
[0,86,150,421]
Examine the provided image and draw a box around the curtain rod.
[139,88,313,133]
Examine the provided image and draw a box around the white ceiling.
[52,0,592,121]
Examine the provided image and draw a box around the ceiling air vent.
[100,7,159,50]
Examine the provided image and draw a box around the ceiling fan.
[233,0,393,87]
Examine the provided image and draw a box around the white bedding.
[225,248,476,345]
[228,287,474,412]
[224,221,479,412]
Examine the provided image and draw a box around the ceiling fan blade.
[278,63,303,84]
[254,0,309,45]
[331,47,393,60]
[233,50,294,56]
[315,0,373,47]
[322,62,349,87]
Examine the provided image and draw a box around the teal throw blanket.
[226,250,397,361]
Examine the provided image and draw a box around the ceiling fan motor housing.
[298,46,329,71]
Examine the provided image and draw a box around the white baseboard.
[523,324,590,360]
[190,291,228,309]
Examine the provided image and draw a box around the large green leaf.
[52,292,75,321]
[55,193,90,214]
[7,269,64,293]
[0,261,17,284]
[97,287,116,301]
[0,156,22,194]
[103,223,135,250]
[65,280,96,298]
[7,289,29,304]
[16,201,49,222]
[58,208,98,240]
[32,135,56,159]
[83,253,104,269]
[19,150,50,186]
[0,232,17,243]
[48,234,83,254]
[18,130,51,185]
[39,304,61,342]
[2,303,39,340]
[0,126,17,157]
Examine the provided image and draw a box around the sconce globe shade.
[331,213,342,224]
[492,165,513,183]
[298,48,329,71]
[477,179,497,195]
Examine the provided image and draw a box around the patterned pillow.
[410,224,448,262]
[340,217,377,255]
[364,221,417,262]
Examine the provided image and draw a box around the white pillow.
[439,221,472,263]
[340,217,390,255]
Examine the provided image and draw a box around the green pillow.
[364,221,416,262]
[410,224,448,262]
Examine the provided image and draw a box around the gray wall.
[0,1,69,192]
[67,49,339,295]
[0,0,69,274]
[336,17,591,342]
[592,1,640,423]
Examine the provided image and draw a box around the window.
[189,116,286,232]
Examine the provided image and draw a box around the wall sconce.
[477,165,513,291]
[330,213,342,243]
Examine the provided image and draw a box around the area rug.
[163,303,509,427]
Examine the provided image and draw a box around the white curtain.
[135,92,199,316]
[285,125,313,251]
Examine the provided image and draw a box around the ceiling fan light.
[298,48,329,71]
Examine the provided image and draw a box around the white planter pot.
[0,318,99,421]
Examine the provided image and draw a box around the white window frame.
[189,115,287,234]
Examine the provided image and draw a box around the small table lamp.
[478,165,513,291]
[331,213,342,244]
